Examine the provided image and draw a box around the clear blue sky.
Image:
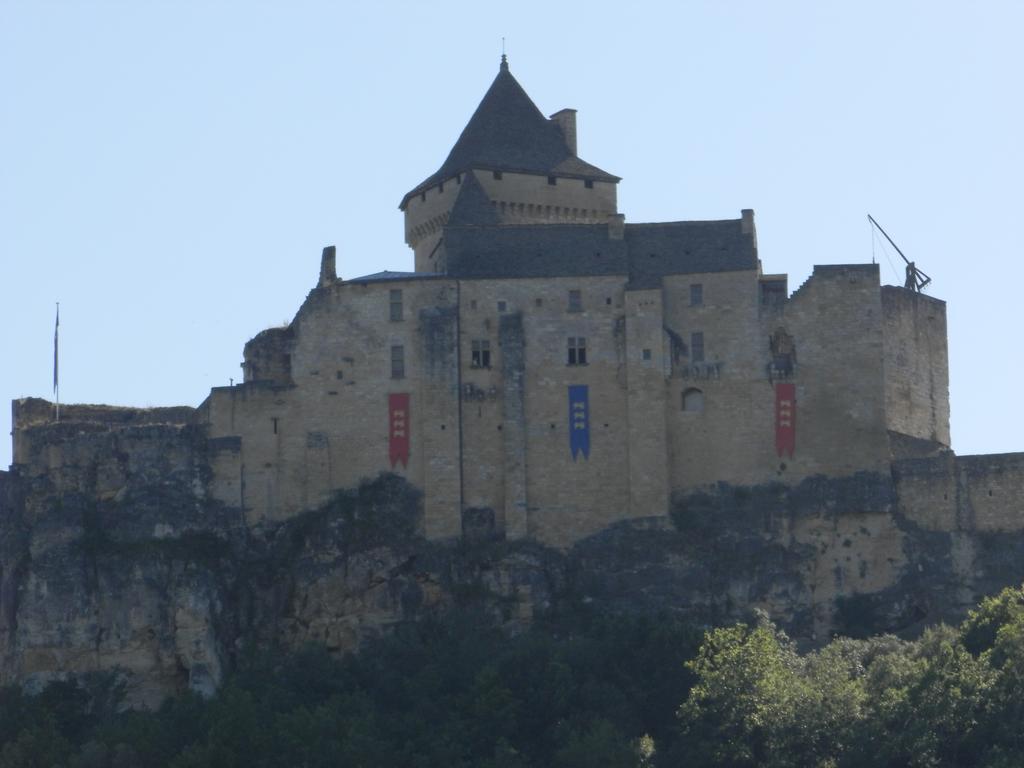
[2,1,1022,469]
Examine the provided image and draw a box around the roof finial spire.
[500,37,508,71]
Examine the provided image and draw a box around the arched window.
[682,388,704,412]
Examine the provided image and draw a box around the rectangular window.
[471,339,491,369]
[642,348,652,361]
[690,332,705,363]
[497,300,507,313]
[584,179,594,189]
[548,176,557,185]
[690,283,703,306]
[493,170,503,180]
[389,289,403,321]
[390,345,405,379]
[568,289,582,312]
[568,337,587,366]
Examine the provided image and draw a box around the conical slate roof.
[400,57,619,209]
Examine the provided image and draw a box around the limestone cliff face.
[2,419,1024,707]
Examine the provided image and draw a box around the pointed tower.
[400,56,621,271]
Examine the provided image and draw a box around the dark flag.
[775,382,796,458]
[568,385,590,461]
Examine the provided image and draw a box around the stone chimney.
[740,210,758,259]
[550,109,578,155]
[608,213,625,240]
[319,245,337,287]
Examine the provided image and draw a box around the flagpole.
[54,302,60,422]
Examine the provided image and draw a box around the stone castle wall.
[405,169,618,269]
[11,257,954,552]
[881,286,950,445]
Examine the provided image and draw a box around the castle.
[12,56,955,547]
[8,57,1024,702]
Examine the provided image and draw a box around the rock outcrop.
[3,408,1024,706]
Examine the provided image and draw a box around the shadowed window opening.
[568,337,587,366]
[568,289,582,312]
[471,340,491,369]
[391,346,405,379]
[682,388,704,412]
[691,332,705,363]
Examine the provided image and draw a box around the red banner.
[775,383,796,458]
[388,393,410,468]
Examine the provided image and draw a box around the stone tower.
[399,56,621,272]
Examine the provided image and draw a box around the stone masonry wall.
[405,169,618,268]
[202,277,462,537]
[881,286,950,445]
[192,258,951,549]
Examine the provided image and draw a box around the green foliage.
[12,584,1024,767]
[674,585,1024,767]
[0,610,696,767]
[962,583,1024,656]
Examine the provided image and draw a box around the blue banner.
[568,385,590,461]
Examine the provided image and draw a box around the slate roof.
[445,224,628,279]
[400,57,619,209]
[443,219,757,283]
[348,270,443,283]
[624,220,759,288]
[446,171,500,227]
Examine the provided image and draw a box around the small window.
[390,345,405,379]
[498,300,507,313]
[605,297,612,305]
[584,179,594,189]
[389,289,403,321]
[470,299,477,310]
[642,348,652,361]
[690,283,703,306]
[548,176,557,186]
[535,297,543,307]
[420,192,426,202]
[471,340,491,369]
[567,337,587,366]
[682,388,704,412]
[568,289,582,312]
[493,171,503,180]
[690,332,705,363]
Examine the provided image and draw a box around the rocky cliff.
[3,409,1024,707]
